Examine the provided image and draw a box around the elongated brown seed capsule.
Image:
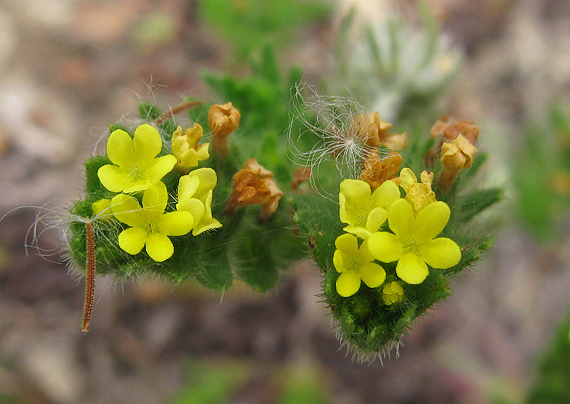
[81,221,96,332]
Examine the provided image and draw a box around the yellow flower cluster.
[333,169,461,298]
[93,124,221,262]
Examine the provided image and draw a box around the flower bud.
[208,102,241,158]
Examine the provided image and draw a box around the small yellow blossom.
[333,233,386,297]
[382,281,404,305]
[171,124,210,173]
[92,199,114,220]
[399,168,437,214]
[176,168,222,236]
[98,124,176,193]
[111,182,194,262]
[339,179,400,239]
[368,199,461,284]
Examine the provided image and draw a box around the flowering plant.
[66,49,501,361]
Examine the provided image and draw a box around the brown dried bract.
[208,102,241,157]
[227,158,283,220]
[430,117,479,145]
[359,149,403,191]
[350,112,408,151]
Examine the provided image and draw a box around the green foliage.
[201,45,304,183]
[524,307,570,404]
[199,0,330,62]
[513,104,570,240]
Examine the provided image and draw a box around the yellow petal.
[366,207,388,233]
[368,231,403,262]
[414,201,450,242]
[118,227,147,255]
[343,226,372,240]
[122,178,153,194]
[192,190,222,235]
[111,194,143,227]
[142,181,168,225]
[339,179,371,227]
[98,164,129,193]
[180,150,199,168]
[398,168,417,193]
[420,237,461,269]
[333,250,344,273]
[371,179,400,209]
[396,253,429,284]
[196,143,210,161]
[386,281,403,294]
[191,168,218,200]
[177,198,205,224]
[335,233,358,254]
[106,129,134,167]
[192,216,222,235]
[359,262,386,288]
[336,271,361,297]
[178,175,200,201]
[145,154,177,184]
[388,198,414,237]
[159,211,194,236]
[133,124,162,161]
[92,199,113,219]
[359,239,375,262]
[340,179,371,201]
[145,233,174,262]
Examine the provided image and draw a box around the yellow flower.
[176,168,222,236]
[111,182,194,262]
[399,168,436,214]
[368,199,461,284]
[333,233,386,297]
[382,281,404,305]
[171,124,210,173]
[98,124,177,193]
[339,179,400,239]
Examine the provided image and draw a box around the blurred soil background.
[1,0,570,403]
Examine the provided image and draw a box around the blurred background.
[1,0,570,403]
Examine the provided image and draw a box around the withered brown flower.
[208,102,241,157]
[350,112,408,151]
[227,158,283,220]
[359,149,403,191]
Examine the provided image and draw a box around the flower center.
[128,164,146,182]
[344,254,365,273]
[143,219,160,234]
[402,235,422,255]
[353,206,368,228]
